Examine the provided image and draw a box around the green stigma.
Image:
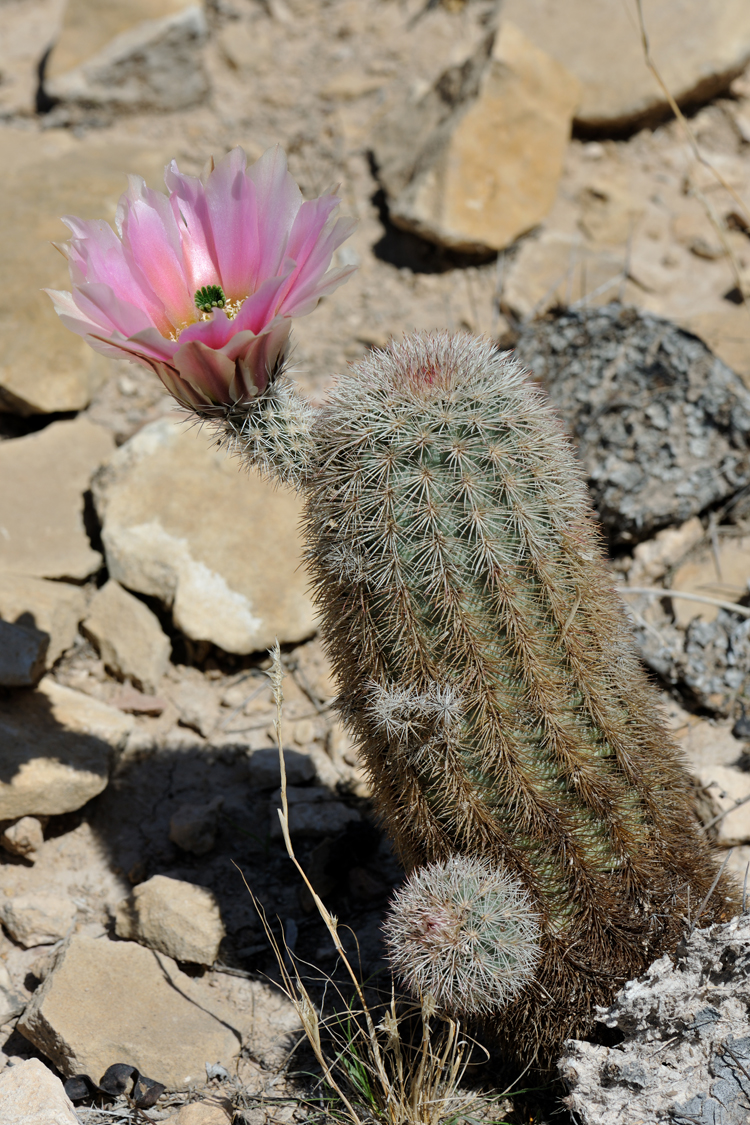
[194,285,226,313]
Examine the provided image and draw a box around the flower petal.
[279,212,358,317]
[173,339,237,403]
[117,175,195,329]
[164,161,221,295]
[61,216,169,335]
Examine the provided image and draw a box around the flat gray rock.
[0,678,132,819]
[18,933,241,1090]
[0,416,114,580]
[92,417,316,655]
[0,1058,79,1125]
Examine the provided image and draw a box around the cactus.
[197,333,738,1065]
[382,854,541,1018]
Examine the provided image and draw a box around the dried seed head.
[383,855,542,1018]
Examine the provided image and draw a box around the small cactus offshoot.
[383,855,542,1017]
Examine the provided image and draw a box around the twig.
[619,587,750,619]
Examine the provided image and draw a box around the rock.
[269,800,361,841]
[627,517,704,586]
[45,3,209,117]
[18,934,241,1090]
[0,963,26,1026]
[110,684,166,716]
[292,637,338,705]
[247,748,316,790]
[82,580,170,694]
[515,305,750,542]
[0,0,65,119]
[1,894,77,947]
[680,308,750,385]
[0,575,86,667]
[635,609,750,717]
[0,620,48,687]
[0,129,170,416]
[0,417,114,579]
[697,765,750,846]
[170,677,220,737]
[163,1102,232,1125]
[670,536,750,627]
[500,230,630,319]
[115,875,225,965]
[560,915,750,1124]
[0,677,133,819]
[373,22,581,253]
[1,816,46,860]
[502,0,750,133]
[91,417,316,655]
[0,1058,79,1125]
[169,797,223,856]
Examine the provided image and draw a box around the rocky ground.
[3,0,750,1122]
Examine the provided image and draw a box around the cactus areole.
[49,162,736,1066]
[218,333,736,1065]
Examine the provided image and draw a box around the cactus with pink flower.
[49,145,736,1069]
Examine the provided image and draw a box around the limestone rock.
[670,537,750,627]
[0,1058,79,1125]
[248,748,316,789]
[18,934,241,1090]
[500,230,631,320]
[373,22,581,253]
[115,875,225,965]
[169,798,223,856]
[697,765,750,847]
[0,963,26,1026]
[0,620,48,687]
[0,417,114,580]
[0,0,66,119]
[92,417,316,655]
[560,915,750,1124]
[0,129,170,416]
[45,3,209,116]
[0,678,133,819]
[0,575,86,667]
[170,677,220,737]
[83,580,170,693]
[164,1101,232,1125]
[627,518,704,586]
[502,0,750,133]
[1,894,77,947]
[1,816,47,860]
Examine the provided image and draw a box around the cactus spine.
[208,333,735,1067]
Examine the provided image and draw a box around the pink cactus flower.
[46,146,356,409]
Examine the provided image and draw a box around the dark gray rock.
[515,305,750,543]
[633,607,750,716]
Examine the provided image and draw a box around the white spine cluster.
[366,680,463,741]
